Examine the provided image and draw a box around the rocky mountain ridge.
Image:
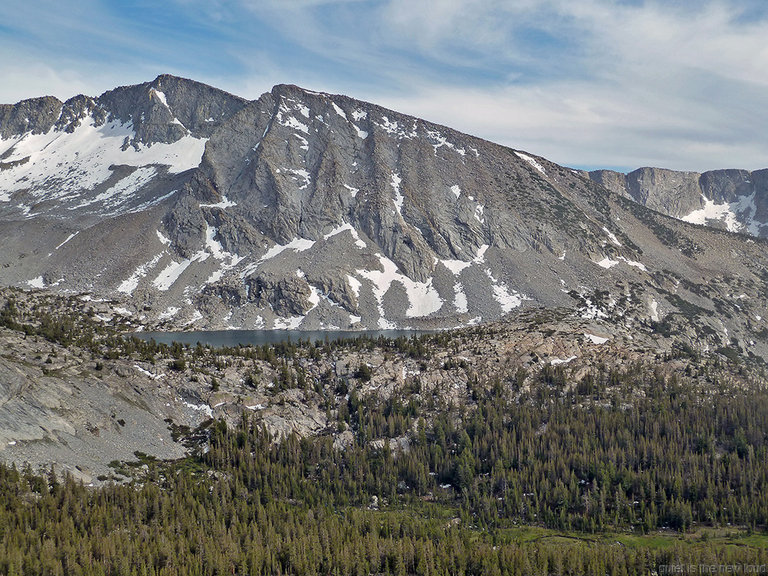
[589,167,768,237]
[0,75,767,365]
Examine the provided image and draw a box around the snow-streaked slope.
[589,167,768,239]
[0,116,206,194]
[681,193,766,235]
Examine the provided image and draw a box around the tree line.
[2,365,768,574]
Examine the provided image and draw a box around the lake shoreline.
[129,328,437,347]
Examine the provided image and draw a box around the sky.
[1,0,766,173]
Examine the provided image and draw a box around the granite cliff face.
[1,76,768,363]
[589,167,768,236]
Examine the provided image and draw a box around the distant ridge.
[588,167,768,237]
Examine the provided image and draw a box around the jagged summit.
[589,166,768,237]
[97,74,249,145]
[1,76,767,363]
[0,95,63,138]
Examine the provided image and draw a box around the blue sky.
[1,0,767,172]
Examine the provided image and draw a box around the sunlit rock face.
[1,75,768,355]
[590,167,768,237]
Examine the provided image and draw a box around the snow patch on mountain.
[484,268,525,313]
[391,173,404,215]
[153,259,194,291]
[203,224,244,282]
[72,167,157,211]
[620,257,647,272]
[649,299,660,322]
[377,116,400,136]
[184,310,204,326]
[274,315,305,330]
[602,227,622,247]
[118,253,164,295]
[331,102,347,120]
[426,130,465,156]
[156,230,171,245]
[262,237,315,261]
[240,237,316,278]
[306,282,321,309]
[473,244,489,263]
[0,115,207,202]
[153,247,212,292]
[292,133,309,150]
[343,184,359,197]
[453,283,468,313]
[276,99,309,134]
[441,259,472,275]
[286,168,311,190]
[149,88,169,108]
[323,222,367,248]
[585,333,610,344]
[580,297,609,320]
[596,257,619,269]
[514,151,546,175]
[55,231,79,250]
[594,256,647,272]
[347,275,362,298]
[374,116,417,140]
[682,195,741,232]
[125,190,178,215]
[27,276,45,289]
[358,254,443,321]
[681,193,766,234]
[159,306,180,320]
[474,203,485,224]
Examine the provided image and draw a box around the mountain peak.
[590,166,768,235]
[1,76,768,365]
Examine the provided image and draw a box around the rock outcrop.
[589,167,768,236]
[0,288,757,482]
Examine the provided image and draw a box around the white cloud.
[362,0,768,170]
[377,78,768,172]
[0,59,136,104]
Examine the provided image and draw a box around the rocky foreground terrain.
[0,287,760,483]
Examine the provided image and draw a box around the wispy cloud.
[378,77,768,172]
[368,0,768,170]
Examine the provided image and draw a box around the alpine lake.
[130,329,435,348]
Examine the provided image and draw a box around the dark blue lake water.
[131,329,433,347]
